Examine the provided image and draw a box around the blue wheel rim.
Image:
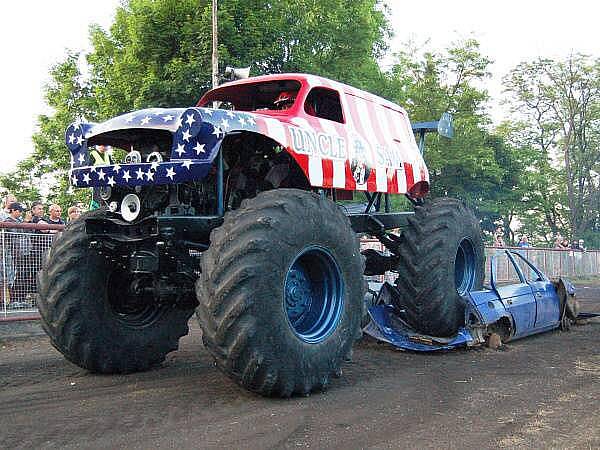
[284,246,344,344]
[455,238,476,296]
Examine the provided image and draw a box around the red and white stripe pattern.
[253,75,429,195]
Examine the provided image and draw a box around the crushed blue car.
[365,250,597,351]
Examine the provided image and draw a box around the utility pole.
[211,0,218,89]
[211,0,223,215]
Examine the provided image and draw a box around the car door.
[512,252,560,329]
[491,251,536,337]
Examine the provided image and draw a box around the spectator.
[29,201,47,224]
[26,202,47,304]
[554,236,566,249]
[561,238,570,249]
[67,205,81,222]
[0,194,17,221]
[46,204,65,234]
[571,239,586,252]
[0,199,19,306]
[4,202,24,226]
[517,236,531,248]
[493,233,505,248]
[47,204,64,225]
[26,201,51,235]
[2,203,30,306]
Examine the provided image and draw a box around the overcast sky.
[0,0,598,172]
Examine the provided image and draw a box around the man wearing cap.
[2,202,28,305]
[3,202,24,228]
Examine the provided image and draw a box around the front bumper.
[86,214,224,244]
[70,160,212,188]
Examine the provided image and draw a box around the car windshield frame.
[197,79,303,112]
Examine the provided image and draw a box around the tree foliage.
[384,39,518,240]
[503,54,600,246]
[86,0,390,116]
[0,53,91,208]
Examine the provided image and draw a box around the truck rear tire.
[394,198,484,336]
[37,210,195,373]
[196,189,364,397]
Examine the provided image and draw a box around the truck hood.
[65,106,266,188]
[81,108,187,141]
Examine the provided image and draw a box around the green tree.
[87,0,389,115]
[385,39,505,231]
[0,157,42,208]
[503,54,600,246]
[494,121,567,246]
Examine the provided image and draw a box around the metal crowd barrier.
[0,228,598,318]
[0,222,64,318]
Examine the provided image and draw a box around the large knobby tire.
[196,189,364,397]
[394,198,484,337]
[37,210,195,373]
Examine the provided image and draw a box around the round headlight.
[146,151,163,163]
[121,193,141,222]
[125,150,142,164]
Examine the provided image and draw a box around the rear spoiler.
[412,112,453,154]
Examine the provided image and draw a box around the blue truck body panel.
[66,107,264,188]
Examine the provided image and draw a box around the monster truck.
[37,74,484,396]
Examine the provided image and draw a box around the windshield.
[198,80,302,112]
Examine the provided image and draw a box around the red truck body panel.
[198,74,429,196]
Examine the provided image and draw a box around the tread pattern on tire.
[196,189,364,397]
[394,197,484,336]
[37,209,195,374]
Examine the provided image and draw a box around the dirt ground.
[1,283,598,450]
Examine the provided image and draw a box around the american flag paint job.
[66,74,429,195]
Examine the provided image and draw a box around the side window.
[492,253,524,287]
[512,253,544,283]
[304,88,344,123]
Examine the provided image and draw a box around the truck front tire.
[37,210,195,373]
[196,189,364,397]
